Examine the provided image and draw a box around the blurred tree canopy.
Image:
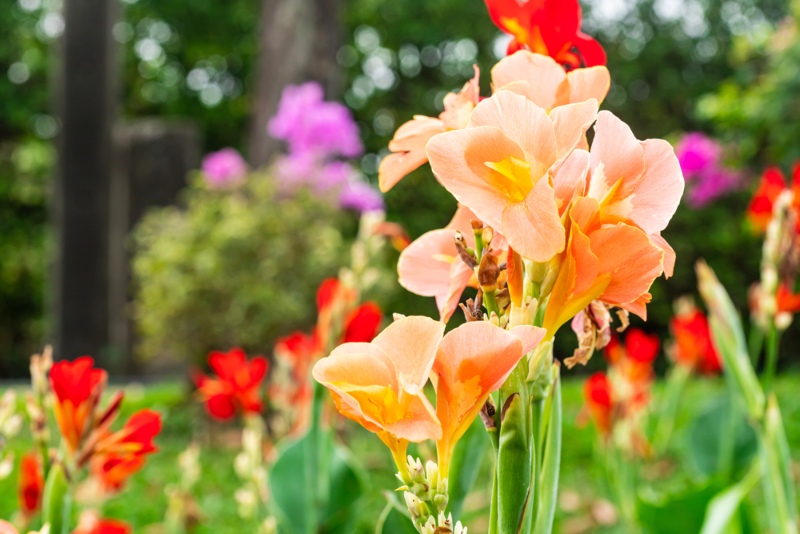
[0,0,796,375]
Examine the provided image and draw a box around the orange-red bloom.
[670,307,721,374]
[747,165,800,233]
[583,372,613,436]
[484,0,606,68]
[73,513,132,534]
[194,348,268,420]
[315,277,382,350]
[89,409,161,492]
[50,356,107,452]
[18,452,43,516]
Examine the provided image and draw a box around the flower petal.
[501,178,565,262]
[371,316,445,392]
[490,51,568,108]
[588,111,645,200]
[567,66,611,104]
[379,116,446,192]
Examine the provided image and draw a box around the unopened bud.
[527,340,553,383]
[481,226,494,246]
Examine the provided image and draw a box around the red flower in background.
[343,302,383,343]
[747,164,800,232]
[776,283,800,314]
[90,409,161,491]
[73,513,132,534]
[670,307,722,374]
[50,356,107,452]
[484,0,606,68]
[314,278,382,350]
[18,452,43,516]
[194,348,268,420]
[583,372,613,437]
[605,329,659,385]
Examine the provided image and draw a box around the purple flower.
[686,167,742,208]
[202,148,248,188]
[339,181,384,213]
[676,133,722,177]
[268,82,363,160]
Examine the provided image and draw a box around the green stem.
[747,325,765,368]
[762,325,780,393]
[718,383,738,483]
[483,289,500,317]
[653,364,690,456]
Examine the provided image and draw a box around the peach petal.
[468,91,558,180]
[501,178,565,262]
[440,65,481,130]
[436,260,475,323]
[386,394,442,442]
[313,348,396,391]
[649,233,676,278]
[567,66,611,104]
[589,224,664,313]
[398,228,457,298]
[626,139,685,234]
[490,50,568,108]
[508,325,546,354]
[588,111,645,200]
[553,149,590,214]
[379,116,445,192]
[550,99,599,161]
[428,126,525,230]
[371,315,444,391]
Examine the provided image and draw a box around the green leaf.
[761,394,798,534]
[42,462,71,534]
[638,483,723,534]
[686,395,757,478]
[447,416,489,519]
[700,465,760,534]
[496,391,532,533]
[271,436,308,532]
[696,261,765,420]
[532,364,561,534]
[324,446,368,533]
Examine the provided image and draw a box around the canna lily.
[433,321,544,477]
[398,204,506,322]
[89,409,161,492]
[670,304,721,374]
[747,164,800,233]
[73,512,132,534]
[18,451,43,517]
[50,356,107,452]
[378,67,480,192]
[484,0,606,68]
[582,372,613,437]
[543,111,684,340]
[194,348,268,420]
[315,277,382,350]
[427,90,598,262]
[313,316,444,470]
[491,50,610,110]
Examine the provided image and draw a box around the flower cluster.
[675,132,741,208]
[747,163,800,330]
[201,147,248,189]
[193,348,269,421]
[269,81,383,213]
[582,329,660,455]
[668,299,722,375]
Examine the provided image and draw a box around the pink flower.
[201,148,248,188]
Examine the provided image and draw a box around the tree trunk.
[248,0,342,167]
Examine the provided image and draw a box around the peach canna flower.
[433,321,544,477]
[491,50,610,111]
[378,66,480,192]
[50,357,107,452]
[427,90,598,262]
[312,316,445,469]
[398,204,506,322]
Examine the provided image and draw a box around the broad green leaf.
[532,364,561,534]
[447,416,489,519]
[324,446,368,533]
[700,465,760,534]
[271,436,308,533]
[638,483,723,534]
[377,492,417,534]
[42,462,71,534]
[686,395,757,478]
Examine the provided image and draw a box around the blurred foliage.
[1,0,799,374]
[131,173,347,365]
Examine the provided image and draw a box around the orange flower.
[747,165,800,233]
[427,90,597,262]
[194,348,268,420]
[670,306,721,374]
[18,452,43,516]
[378,66,480,192]
[484,0,606,68]
[398,204,506,322]
[433,322,543,476]
[49,356,107,452]
[313,316,444,468]
[90,409,161,492]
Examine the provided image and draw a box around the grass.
[1,374,799,532]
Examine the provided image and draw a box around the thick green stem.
[748,324,765,367]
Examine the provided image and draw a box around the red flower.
[604,329,659,382]
[776,283,800,314]
[671,308,721,374]
[90,409,161,491]
[18,452,43,516]
[583,372,613,436]
[49,356,107,452]
[747,164,800,233]
[73,514,132,534]
[343,302,383,343]
[484,0,606,68]
[194,348,268,420]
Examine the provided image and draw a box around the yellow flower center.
[485,155,533,203]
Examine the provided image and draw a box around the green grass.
[1,374,799,532]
